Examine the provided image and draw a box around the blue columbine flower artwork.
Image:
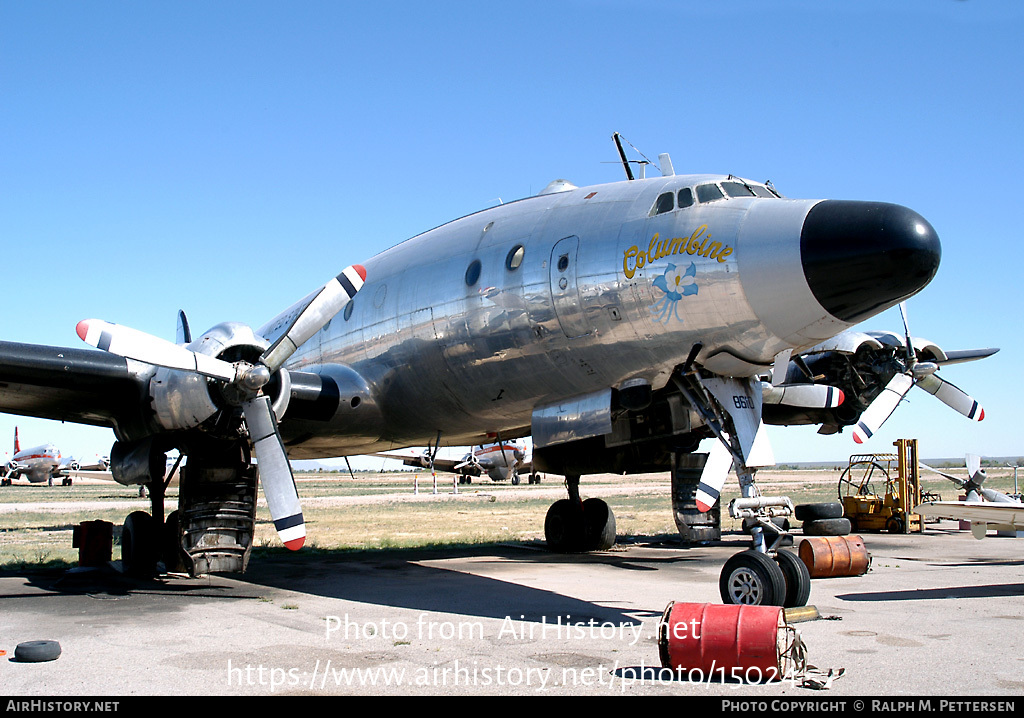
[651,262,698,323]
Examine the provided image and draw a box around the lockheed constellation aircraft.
[0,141,995,606]
[370,439,536,484]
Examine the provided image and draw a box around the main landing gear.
[544,475,616,553]
[113,439,257,577]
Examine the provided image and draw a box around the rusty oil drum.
[658,602,787,682]
[798,535,870,578]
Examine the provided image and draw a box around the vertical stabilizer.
[14,427,20,453]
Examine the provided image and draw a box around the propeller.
[77,264,366,550]
[920,454,1013,504]
[852,302,985,443]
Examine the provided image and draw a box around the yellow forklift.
[838,439,927,533]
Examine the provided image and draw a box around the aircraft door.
[549,235,591,339]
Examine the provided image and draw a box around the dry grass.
[2,465,1020,569]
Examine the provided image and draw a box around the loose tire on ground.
[795,502,844,522]
[719,550,787,606]
[802,517,852,537]
[14,640,61,663]
[774,549,812,608]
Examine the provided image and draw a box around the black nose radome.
[801,200,940,323]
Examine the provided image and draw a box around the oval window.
[506,245,525,270]
[557,254,570,272]
[465,259,482,286]
[343,301,354,321]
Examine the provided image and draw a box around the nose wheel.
[719,549,810,607]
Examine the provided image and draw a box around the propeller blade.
[914,374,984,421]
[261,264,366,372]
[919,462,967,489]
[77,318,237,382]
[242,396,305,550]
[852,373,913,444]
[176,310,192,345]
[965,453,982,479]
[761,382,844,408]
[980,486,1013,503]
[696,439,732,512]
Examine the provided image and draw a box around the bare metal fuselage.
[276,175,853,458]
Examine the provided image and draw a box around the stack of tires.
[795,502,851,536]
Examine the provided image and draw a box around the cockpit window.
[696,184,725,203]
[722,181,756,198]
[650,192,674,216]
[677,187,694,209]
[750,185,776,198]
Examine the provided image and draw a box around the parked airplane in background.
[0,427,110,486]
[0,137,996,605]
[916,455,1023,539]
[371,439,538,484]
[2,427,63,485]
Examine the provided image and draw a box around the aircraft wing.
[365,451,481,475]
[0,341,150,430]
[915,501,1024,529]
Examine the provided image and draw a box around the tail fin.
[14,427,20,453]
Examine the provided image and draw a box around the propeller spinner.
[77,264,367,551]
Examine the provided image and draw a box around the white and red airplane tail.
[14,427,20,453]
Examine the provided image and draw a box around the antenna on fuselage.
[611,133,672,180]
[612,132,634,180]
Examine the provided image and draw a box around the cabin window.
[650,192,674,216]
[696,183,725,203]
[465,259,482,286]
[343,301,354,321]
[723,181,756,198]
[677,187,694,209]
[506,245,525,270]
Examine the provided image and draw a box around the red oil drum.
[658,602,786,682]
[72,520,113,567]
[798,535,870,578]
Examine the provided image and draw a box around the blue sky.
[1,1,1022,469]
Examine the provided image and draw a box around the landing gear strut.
[113,439,257,577]
[544,475,616,553]
[718,468,809,608]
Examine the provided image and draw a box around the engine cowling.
[149,322,290,432]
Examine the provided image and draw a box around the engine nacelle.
[110,436,166,486]
[149,322,290,431]
[279,363,384,454]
